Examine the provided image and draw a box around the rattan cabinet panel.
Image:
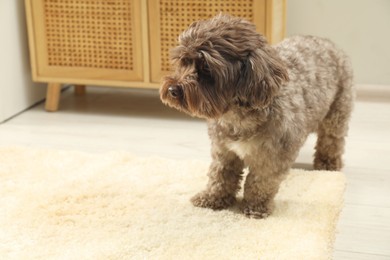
[26,0,143,84]
[148,0,285,83]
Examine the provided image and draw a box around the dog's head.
[160,14,289,119]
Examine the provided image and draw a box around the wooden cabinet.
[25,0,286,111]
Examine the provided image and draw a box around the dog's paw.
[191,192,236,210]
[242,201,273,219]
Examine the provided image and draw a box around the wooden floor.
[0,86,389,259]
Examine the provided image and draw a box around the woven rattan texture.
[159,0,254,71]
[44,0,134,70]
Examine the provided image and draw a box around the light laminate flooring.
[0,86,389,259]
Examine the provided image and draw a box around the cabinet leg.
[74,84,86,96]
[45,83,61,112]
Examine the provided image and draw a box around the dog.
[160,14,354,218]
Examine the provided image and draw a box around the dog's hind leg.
[314,66,354,171]
[191,146,244,210]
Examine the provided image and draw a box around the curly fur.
[160,14,354,218]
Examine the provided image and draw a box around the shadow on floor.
[48,86,201,122]
[292,162,313,170]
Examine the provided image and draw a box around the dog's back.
[273,35,354,134]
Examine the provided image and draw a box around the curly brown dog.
[160,14,354,218]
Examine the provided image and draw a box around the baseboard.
[356,84,390,102]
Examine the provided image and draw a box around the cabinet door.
[26,0,143,85]
[148,0,270,83]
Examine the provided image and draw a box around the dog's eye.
[198,60,211,75]
[202,62,210,73]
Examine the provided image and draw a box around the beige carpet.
[0,147,346,259]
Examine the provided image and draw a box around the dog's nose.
[168,85,182,98]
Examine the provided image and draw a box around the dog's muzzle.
[168,85,183,99]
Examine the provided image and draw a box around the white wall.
[0,0,46,122]
[286,0,390,85]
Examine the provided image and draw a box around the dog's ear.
[237,44,289,109]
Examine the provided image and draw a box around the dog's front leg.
[242,164,287,219]
[191,144,244,210]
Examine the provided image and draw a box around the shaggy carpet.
[0,147,346,259]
